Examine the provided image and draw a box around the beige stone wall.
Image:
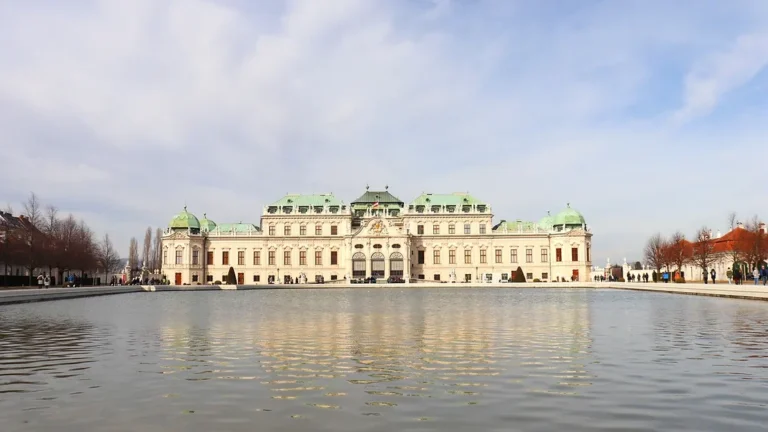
[162,212,592,285]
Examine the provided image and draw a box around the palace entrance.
[371,252,385,278]
[389,252,404,278]
[352,252,366,278]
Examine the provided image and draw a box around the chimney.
[760,222,766,234]
[716,230,721,238]
[736,221,744,229]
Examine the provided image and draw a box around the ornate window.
[390,252,404,277]
[449,249,456,264]
[253,251,261,265]
[238,251,245,265]
[433,249,441,264]
[315,224,322,235]
[495,249,502,263]
[371,252,385,277]
[464,249,472,264]
[283,250,291,265]
[352,252,366,278]
[449,224,455,234]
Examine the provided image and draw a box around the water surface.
[1,288,767,431]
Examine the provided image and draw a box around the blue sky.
[0,0,766,263]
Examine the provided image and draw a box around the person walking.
[710,268,716,285]
[44,274,50,289]
[753,268,760,285]
[726,267,733,284]
[703,270,708,284]
[37,273,44,289]
[761,266,768,285]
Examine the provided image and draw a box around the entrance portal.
[389,252,404,278]
[174,273,182,285]
[352,252,366,278]
[371,252,385,278]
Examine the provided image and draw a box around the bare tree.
[97,234,122,284]
[152,228,163,270]
[22,192,43,228]
[644,233,665,280]
[128,237,139,271]
[723,212,745,267]
[692,226,714,280]
[743,215,767,271]
[668,231,691,278]
[141,227,152,267]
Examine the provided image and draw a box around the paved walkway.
[1,282,766,305]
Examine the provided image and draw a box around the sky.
[0,0,767,263]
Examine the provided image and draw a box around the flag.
[372,201,379,209]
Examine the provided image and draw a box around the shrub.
[617,277,626,282]
[226,267,237,285]
[509,267,526,283]
[214,280,222,284]
[674,277,686,283]
[533,278,541,282]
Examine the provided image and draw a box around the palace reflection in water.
[2,289,767,432]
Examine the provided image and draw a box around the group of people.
[626,272,651,282]
[36,273,86,288]
[727,266,768,285]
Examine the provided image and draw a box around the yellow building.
[161,187,592,285]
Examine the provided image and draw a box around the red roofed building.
[674,222,767,282]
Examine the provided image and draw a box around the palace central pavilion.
[161,187,593,284]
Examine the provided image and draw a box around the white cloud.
[673,33,768,123]
[0,0,766,262]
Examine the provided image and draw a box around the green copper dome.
[199,213,216,232]
[538,211,554,230]
[552,204,586,227]
[169,206,200,230]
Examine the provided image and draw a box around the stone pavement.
[1,281,766,305]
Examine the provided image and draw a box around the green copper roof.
[169,207,200,230]
[538,211,554,230]
[552,204,586,226]
[352,188,403,206]
[493,220,538,233]
[199,213,216,232]
[269,194,344,207]
[211,223,260,234]
[410,192,486,207]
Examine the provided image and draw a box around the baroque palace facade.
[161,187,593,285]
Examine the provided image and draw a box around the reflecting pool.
[1,288,767,431]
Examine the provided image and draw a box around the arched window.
[371,252,385,278]
[389,252,404,278]
[352,252,366,278]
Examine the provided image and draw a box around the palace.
[161,187,593,285]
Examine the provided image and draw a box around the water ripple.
[1,289,767,431]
